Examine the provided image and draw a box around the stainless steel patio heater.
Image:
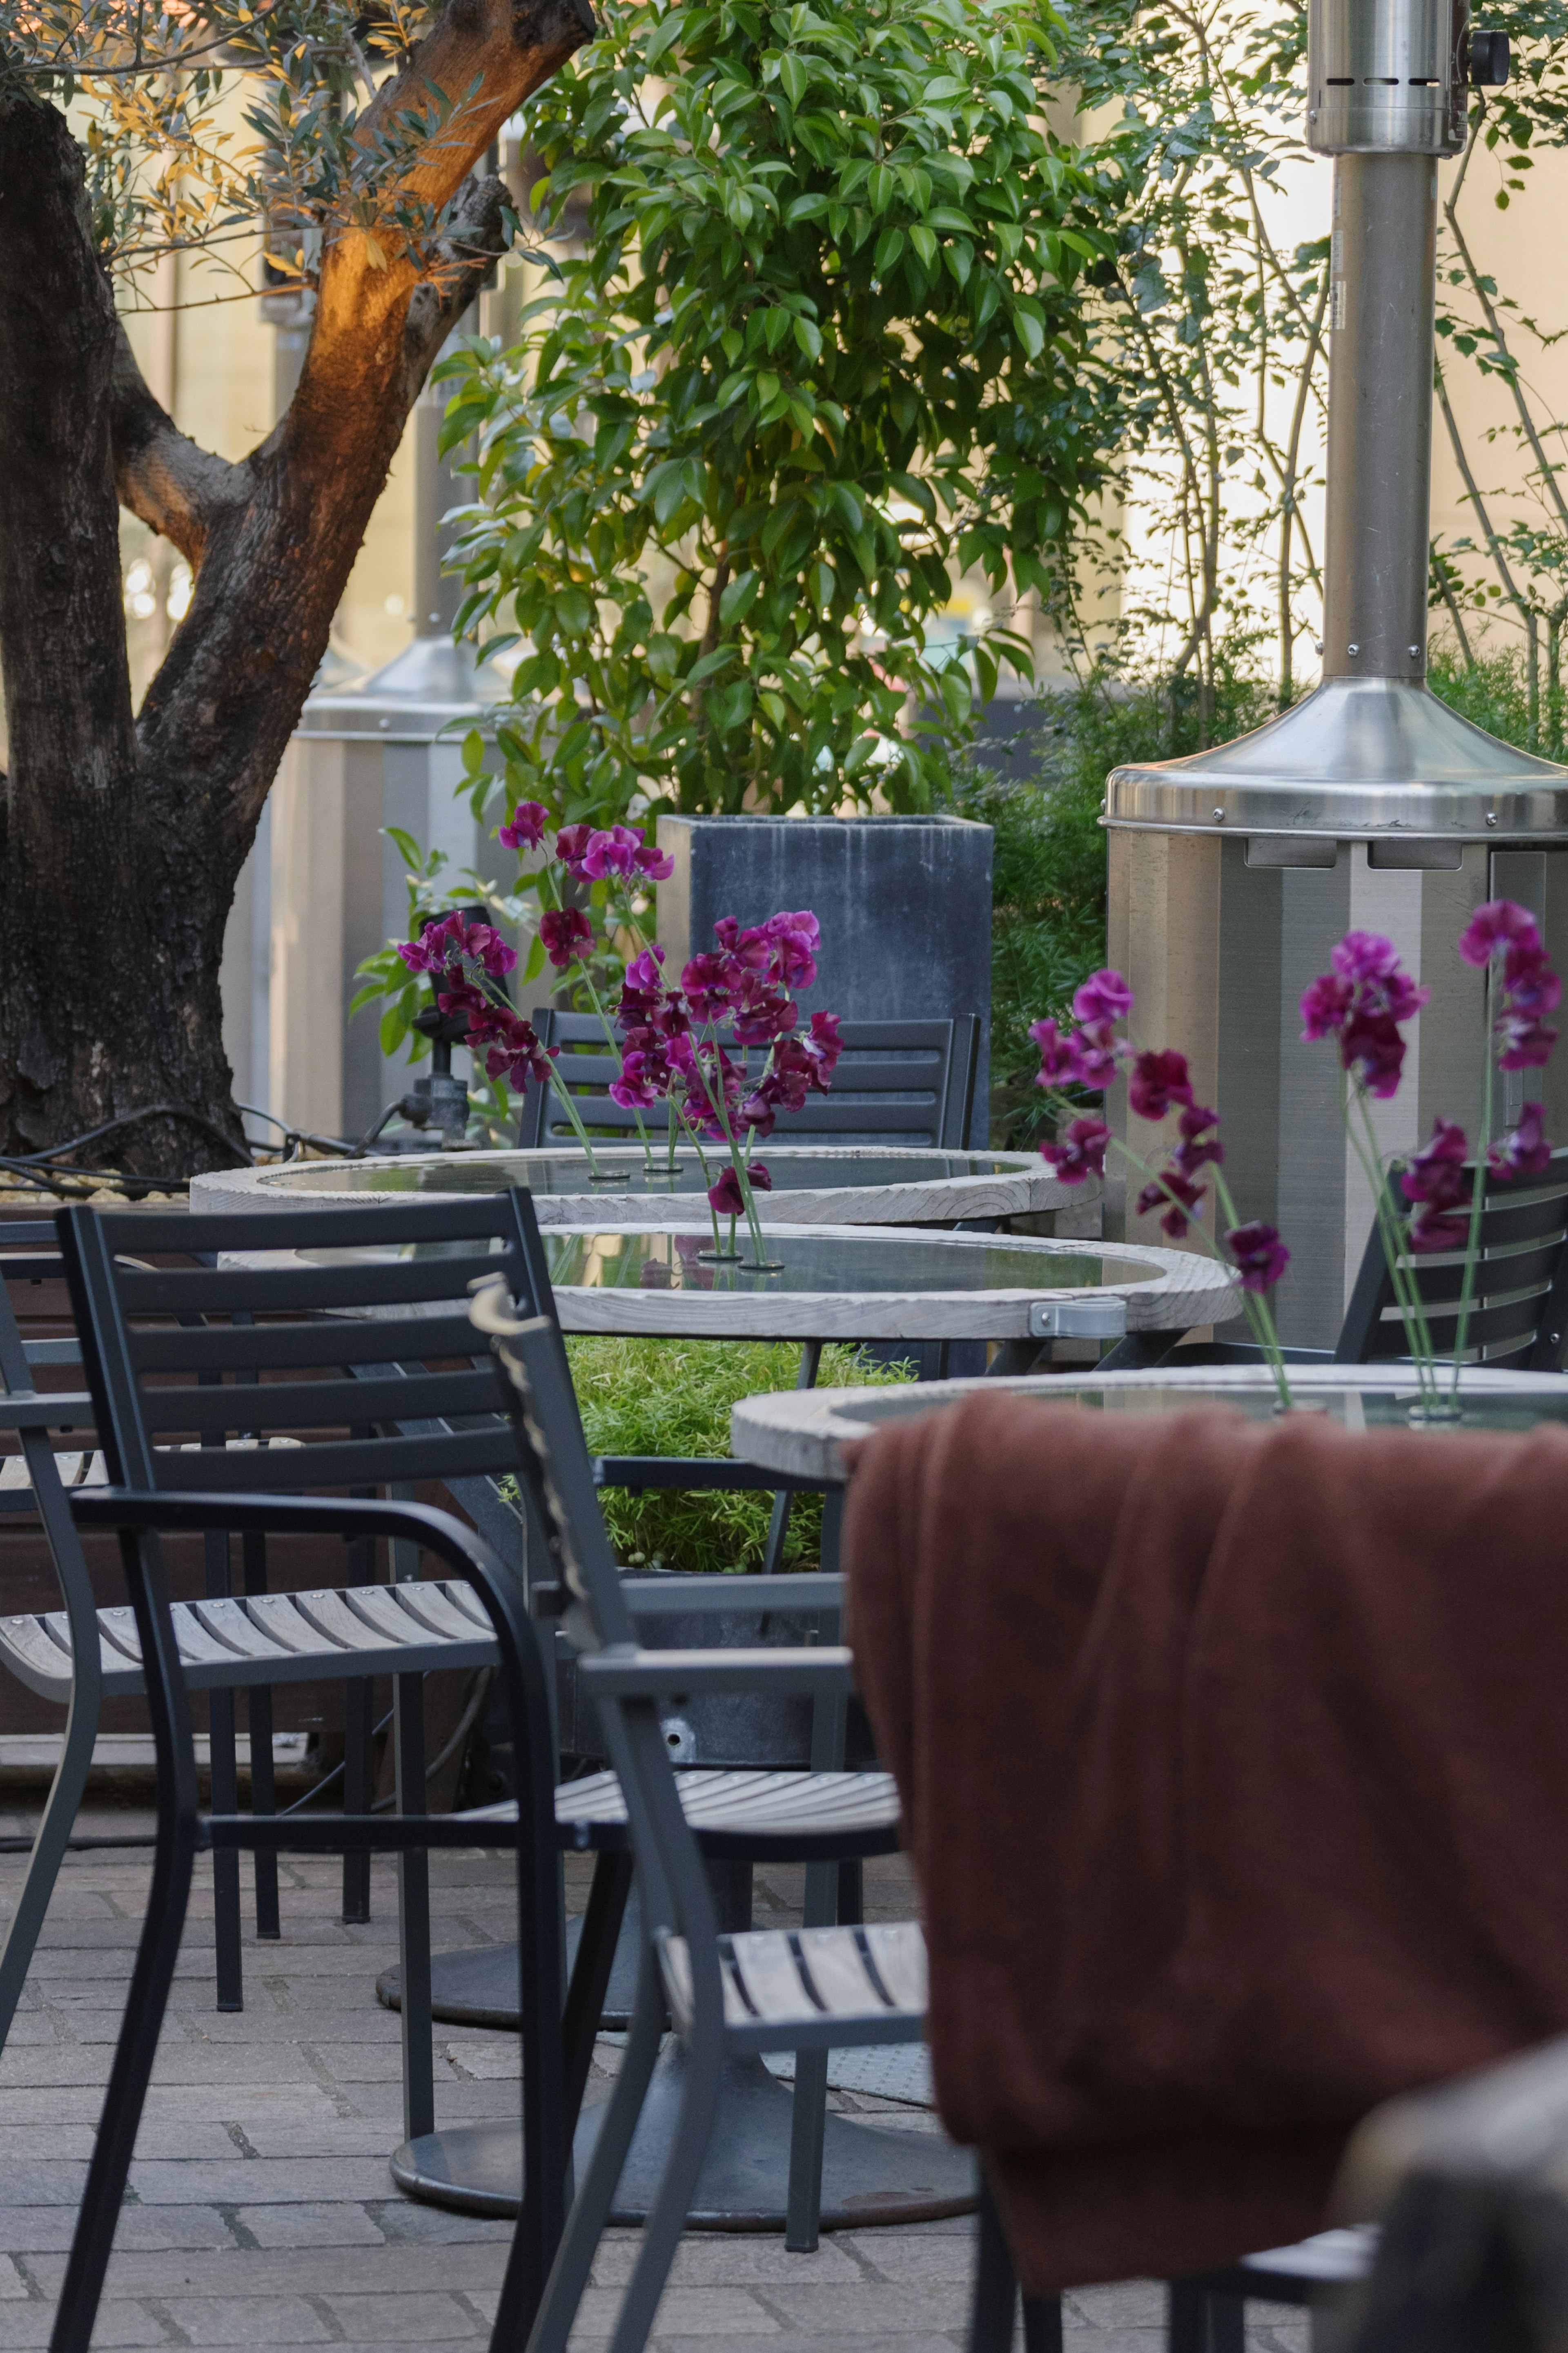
[1103,0,1567,1345]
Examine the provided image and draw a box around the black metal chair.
[57,1189,898,2250]
[471,1286,940,2353]
[518,1011,981,1151]
[1161,1146,1568,1371]
[49,1195,566,2353]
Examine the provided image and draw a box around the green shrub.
[1428,642,1537,751]
[947,658,1280,1149]
[526,1338,914,1575]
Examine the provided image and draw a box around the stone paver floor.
[0,1784,1309,2352]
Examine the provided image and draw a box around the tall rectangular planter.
[654,814,993,1146]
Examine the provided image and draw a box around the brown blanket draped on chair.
[844,1390,1568,2294]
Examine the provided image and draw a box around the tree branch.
[109,325,250,562]
[401,170,514,399]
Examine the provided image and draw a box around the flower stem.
[543,1067,606,1180]
[1040,1087,1293,1407]
[1448,993,1497,1405]
[1343,1077,1439,1410]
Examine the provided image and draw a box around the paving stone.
[589,2237,864,2288]
[749,2282,972,2333]
[150,2297,336,2344]
[314,2293,484,2340]
[128,2159,398,2207]
[1067,2281,1167,2328]
[0,2210,238,2256]
[0,2302,170,2348]
[230,2206,386,2250]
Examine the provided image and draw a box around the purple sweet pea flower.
[1331,931,1404,984]
[682,952,739,1021]
[1136,1169,1205,1240]
[1490,1102,1553,1181]
[539,908,594,970]
[708,1160,772,1218]
[1040,1114,1111,1184]
[580,824,645,881]
[1224,1221,1290,1292]
[1172,1103,1223,1177]
[474,1007,557,1091]
[1029,1017,1078,1088]
[1458,899,1542,967]
[1128,1048,1194,1122]
[1401,1117,1472,1251]
[635,839,675,882]
[1299,935,1427,1095]
[1299,972,1353,1041]
[1402,1116,1469,1199]
[499,802,547,853]
[1072,968,1134,1026]
[397,913,517,981]
[554,824,595,877]
[1067,1022,1125,1091]
[803,1008,842,1082]
[762,911,820,990]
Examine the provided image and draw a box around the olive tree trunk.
[0,0,591,1175]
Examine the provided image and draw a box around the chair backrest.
[470,1285,720,1960]
[1337,1149,1568,1372]
[517,1013,981,1152]
[0,1221,107,1717]
[57,1191,561,1504]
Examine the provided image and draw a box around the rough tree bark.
[0,0,594,1175]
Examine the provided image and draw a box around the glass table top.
[816,1367,1568,1433]
[259,1147,1023,1199]
[542,1229,1161,1296]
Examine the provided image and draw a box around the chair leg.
[1167,2282,1245,2353]
[606,2012,724,2353]
[342,1672,373,1926]
[50,1531,199,2353]
[205,1531,243,2012]
[523,1936,667,2353]
[561,1852,634,2142]
[0,1677,97,2052]
[760,1342,822,1576]
[784,1855,837,2254]
[394,1671,434,2145]
[970,2169,1018,2353]
[1023,2293,1065,2353]
[242,1534,280,1940]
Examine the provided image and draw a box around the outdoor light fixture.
[1101,0,1568,1346]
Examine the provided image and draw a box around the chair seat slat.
[795,1926,889,2015]
[862,1921,929,2010]
[129,1312,484,1376]
[724,1932,826,2025]
[116,1252,514,1318]
[150,1428,507,1492]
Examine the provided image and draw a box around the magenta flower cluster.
[1299,931,1430,1100]
[1031,966,1290,1295]
[1301,905,1559,1256]
[397,914,558,1094]
[614,914,843,1216]
[1459,899,1562,1068]
[499,802,675,887]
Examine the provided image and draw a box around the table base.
[390,2046,976,2230]
[379,1911,641,2032]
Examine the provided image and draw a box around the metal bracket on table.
[1027,1297,1128,1341]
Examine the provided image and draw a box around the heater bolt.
[1348,643,1360,656]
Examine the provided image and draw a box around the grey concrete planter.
[654,813,993,1145]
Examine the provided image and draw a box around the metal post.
[1321,154,1439,685]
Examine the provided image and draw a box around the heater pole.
[1321,153,1439,684]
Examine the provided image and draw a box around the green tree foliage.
[443,0,1120,829]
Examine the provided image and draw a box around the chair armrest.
[578,1645,854,1698]
[620,1572,842,1616]
[592,1455,825,1493]
[0,1389,96,1431]
[71,1486,513,1592]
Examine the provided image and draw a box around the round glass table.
[191,1144,1089,1229]
[729,1361,1568,1483]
